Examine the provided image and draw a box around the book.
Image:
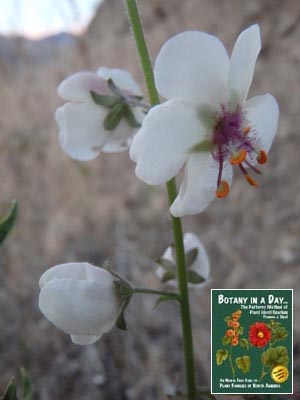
[211,289,293,394]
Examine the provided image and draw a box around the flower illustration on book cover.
[215,316,289,382]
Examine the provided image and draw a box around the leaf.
[237,326,244,336]
[189,140,212,153]
[272,326,288,342]
[20,367,32,400]
[236,356,251,373]
[161,271,176,283]
[224,316,231,323]
[261,346,289,368]
[0,200,18,247]
[103,103,126,130]
[123,105,141,128]
[222,335,232,346]
[185,248,198,267]
[1,378,17,400]
[187,270,205,284]
[216,349,228,366]
[240,338,250,349]
[90,91,118,107]
[155,257,176,272]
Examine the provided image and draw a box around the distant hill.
[0,32,76,65]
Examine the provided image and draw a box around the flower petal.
[39,262,114,288]
[245,94,279,153]
[56,102,109,161]
[58,71,109,102]
[130,100,206,185]
[154,31,229,108]
[228,25,261,104]
[39,277,119,336]
[71,334,102,345]
[184,232,210,281]
[97,67,142,95]
[170,153,233,217]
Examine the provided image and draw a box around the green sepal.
[107,78,124,98]
[1,378,17,400]
[131,95,143,101]
[189,140,212,153]
[0,200,18,247]
[235,355,251,373]
[216,349,228,366]
[124,105,141,128]
[104,102,126,131]
[187,270,205,284]
[161,271,176,283]
[20,367,32,400]
[185,247,198,267]
[113,279,133,332]
[153,294,178,309]
[115,299,130,331]
[156,257,176,272]
[90,91,118,107]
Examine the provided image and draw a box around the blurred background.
[0,0,299,399]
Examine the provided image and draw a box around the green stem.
[133,288,180,301]
[124,1,197,398]
[229,346,235,378]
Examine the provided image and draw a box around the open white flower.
[156,232,210,287]
[56,67,145,161]
[39,262,121,345]
[130,25,279,217]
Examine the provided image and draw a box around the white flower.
[156,232,210,287]
[56,67,145,161]
[130,25,279,217]
[39,262,121,345]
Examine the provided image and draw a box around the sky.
[0,0,103,39]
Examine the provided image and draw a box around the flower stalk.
[124,0,197,398]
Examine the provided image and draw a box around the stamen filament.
[238,164,259,187]
[244,160,262,175]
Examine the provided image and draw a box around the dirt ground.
[0,0,299,399]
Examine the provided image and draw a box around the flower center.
[211,106,267,198]
[257,331,264,339]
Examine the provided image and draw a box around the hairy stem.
[124,1,197,398]
[133,288,180,301]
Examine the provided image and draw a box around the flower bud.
[156,232,210,287]
[39,262,121,345]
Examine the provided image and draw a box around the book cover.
[211,289,293,394]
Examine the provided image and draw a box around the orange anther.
[243,126,251,135]
[230,149,247,165]
[257,150,268,165]
[216,180,230,198]
[245,174,258,187]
